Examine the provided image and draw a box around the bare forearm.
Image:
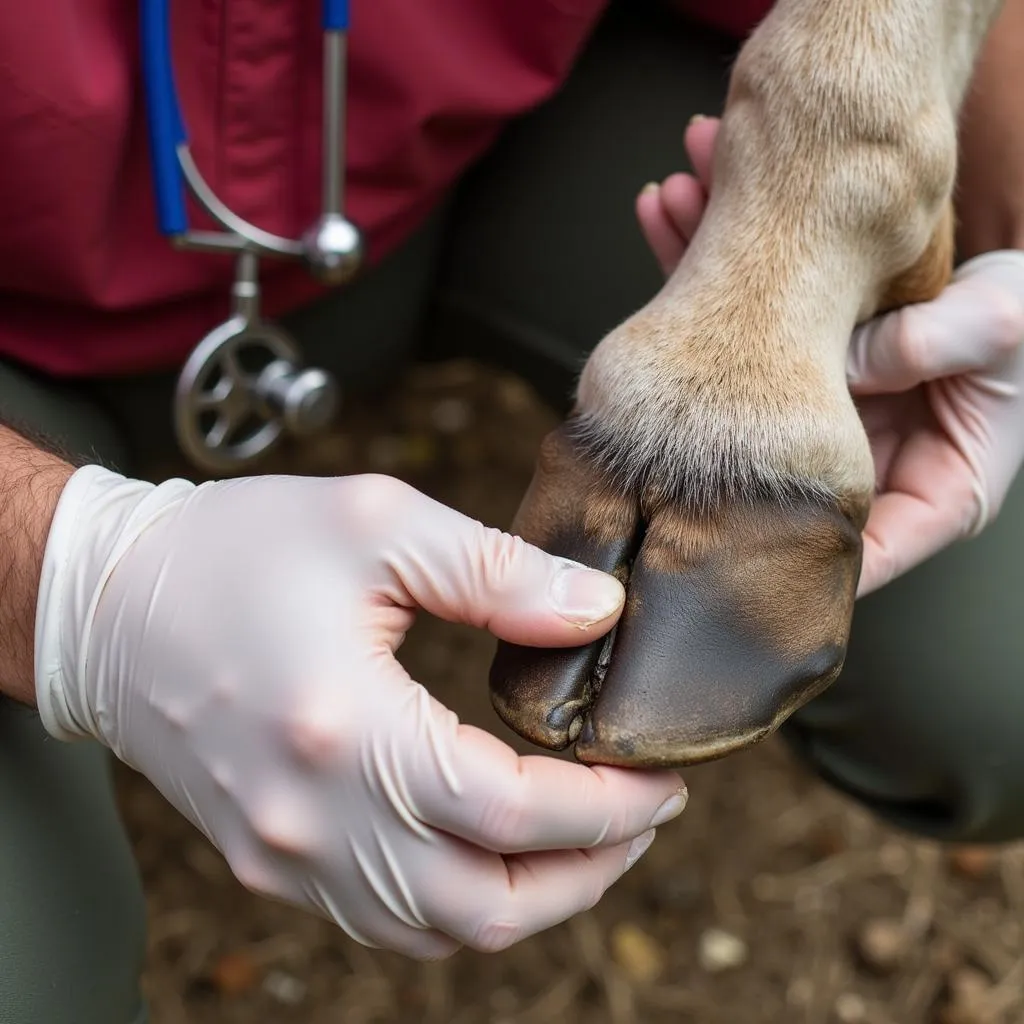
[0,427,73,705]
[956,0,1024,258]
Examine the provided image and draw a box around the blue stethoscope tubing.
[141,0,350,240]
[137,0,361,476]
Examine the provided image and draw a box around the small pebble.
[262,969,307,1006]
[854,917,909,974]
[948,845,995,880]
[834,992,867,1023]
[209,951,259,996]
[611,922,666,984]
[698,927,748,972]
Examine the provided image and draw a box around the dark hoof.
[489,425,864,768]
[489,427,639,749]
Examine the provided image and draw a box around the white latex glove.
[34,469,686,960]
[846,250,1024,594]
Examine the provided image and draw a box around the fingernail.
[549,564,624,627]
[688,113,707,126]
[650,787,688,827]
[641,181,660,195]
[624,829,656,872]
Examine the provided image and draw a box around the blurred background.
[120,358,1024,1024]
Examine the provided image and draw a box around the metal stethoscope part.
[140,0,361,474]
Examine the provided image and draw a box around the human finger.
[637,180,689,275]
[420,837,656,953]
[847,280,1024,396]
[659,172,708,248]
[856,438,981,595]
[365,476,627,646]
[683,114,719,188]
[408,720,685,854]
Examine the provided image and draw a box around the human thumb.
[847,253,1024,396]
[381,482,626,647]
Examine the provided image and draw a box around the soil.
[117,359,1024,1024]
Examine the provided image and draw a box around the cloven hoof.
[488,425,865,769]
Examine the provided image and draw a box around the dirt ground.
[116,359,1024,1024]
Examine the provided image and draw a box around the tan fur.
[575,0,1005,518]
[877,198,957,312]
[512,428,638,552]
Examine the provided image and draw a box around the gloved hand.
[846,251,1024,593]
[35,469,686,960]
[636,116,1024,597]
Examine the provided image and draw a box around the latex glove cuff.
[34,463,195,742]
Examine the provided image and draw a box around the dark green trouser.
[2,3,1022,1020]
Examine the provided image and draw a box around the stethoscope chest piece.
[174,254,339,475]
